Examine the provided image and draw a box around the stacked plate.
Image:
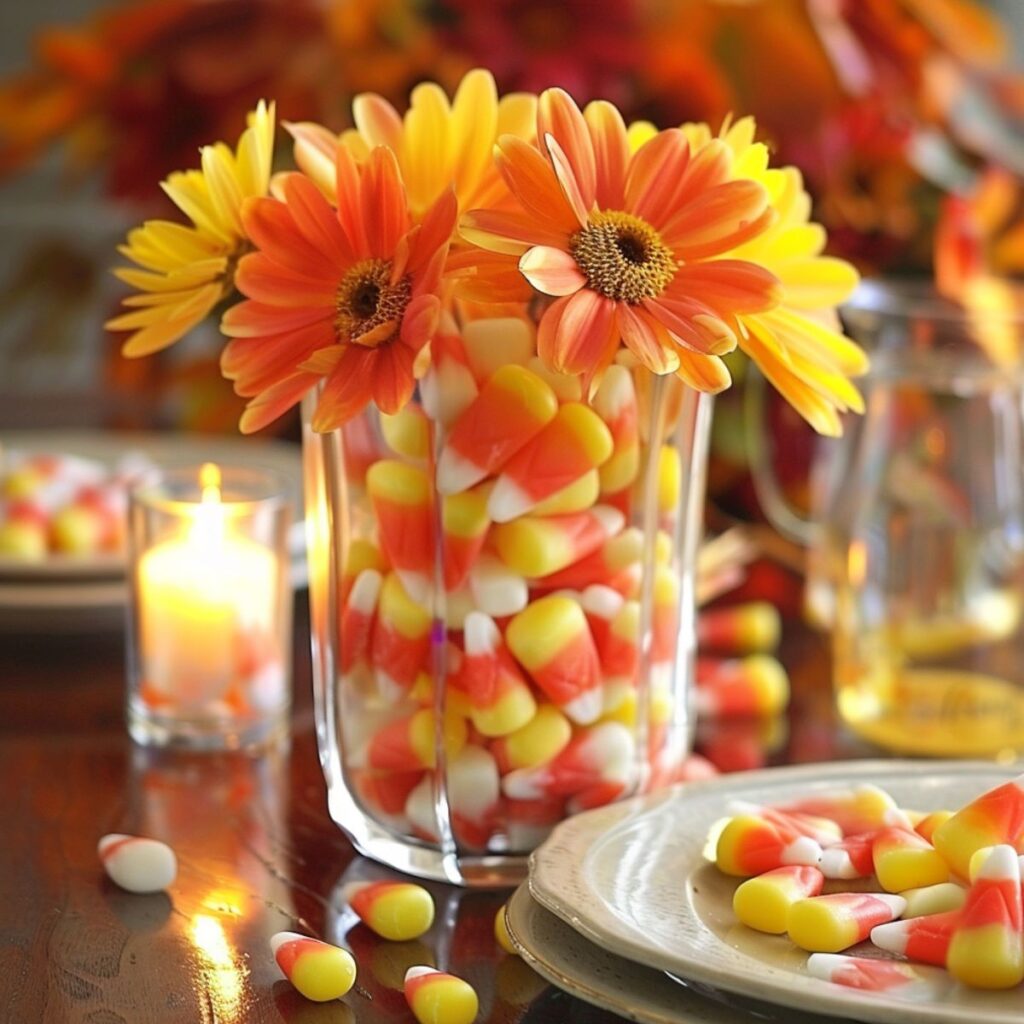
[509,760,1019,1024]
[0,430,303,633]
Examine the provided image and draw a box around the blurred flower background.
[0,0,1020,454]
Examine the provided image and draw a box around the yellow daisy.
[106,100,275,357]
[680,117,866,436]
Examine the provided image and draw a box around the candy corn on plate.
[529,761,1022,1024]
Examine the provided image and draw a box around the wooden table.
[0,593,865,1023]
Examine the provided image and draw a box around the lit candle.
[138,464,280,710]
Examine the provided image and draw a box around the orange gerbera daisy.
[462,88,782,392]
[220,145,455,433]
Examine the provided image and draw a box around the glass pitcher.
[752,279,1024,757]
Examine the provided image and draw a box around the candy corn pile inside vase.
[327,316,707,854]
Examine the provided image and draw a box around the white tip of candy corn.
[870,919,911,956]
[376,670,406,704]
[396,570,430,607]
[436,448,484,496]
[269,931,307,955]
[98,833,177,893]
[976,843,1020,881]
[873,893,908,917]
[781,836,823,867]
[405,965,436,983]
[487,477,534,524]
[469,557,529,617]
[562,687,604,725]
[882,806,914,829]
[806,953,851,983]
[591,505,625,537]
[820,847,860,880]
[580,584,624,621]
[464,611,500,657]
[349,569,383,612]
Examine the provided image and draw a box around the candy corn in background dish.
[712,772,1024,991]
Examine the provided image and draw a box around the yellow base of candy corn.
[732,876,795,934]
[947,924,1024,989]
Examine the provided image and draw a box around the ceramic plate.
[0,430,303,581]
[530,760,1020,1024]
[505,883,838,1024]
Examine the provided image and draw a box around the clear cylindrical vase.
[303,322,712,884]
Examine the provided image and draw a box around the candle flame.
[200,462,222,504]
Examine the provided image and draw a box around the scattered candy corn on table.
[8,594,986,1024]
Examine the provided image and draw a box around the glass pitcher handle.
[742,367,816,547]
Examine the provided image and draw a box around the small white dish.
[530,760,1020,1024]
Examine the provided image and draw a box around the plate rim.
[529,759,1020,1024]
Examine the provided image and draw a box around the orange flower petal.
[584,100,629,210]
[352,93,404,151]
[460,208,567,255]
[362,146,410,259]
[495,134,578,229]
[399,293,441,350]
[409,188,457,272]
[335,144,370,258]
[281,172,355,266]
[240,371,319,434]
[668,260,781,315]
[674,351,732,394]
[545,133,591,226]
[643,295,736,355]
[313,346,377,430]
[662,180,773,260]
[221,320,334,394]
[235,252,337,308]
[519,245,587,296]
[538,88,596,212]
[369,341,418,415]
[241,196,334,277]
[221,299,330,338]
[625,128,691,225]
[619,305,680,374]
[539,288,619,379]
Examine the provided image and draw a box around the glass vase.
[302,321,712,884]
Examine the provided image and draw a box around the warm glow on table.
[139,463,278,709]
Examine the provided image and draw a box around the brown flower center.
[336,258,412,347]
[569,211,677,304]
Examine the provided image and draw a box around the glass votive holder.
[126,463,292,750]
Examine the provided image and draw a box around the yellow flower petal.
[774,256,861,308]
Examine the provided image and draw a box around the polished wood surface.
[0,593,863,1024]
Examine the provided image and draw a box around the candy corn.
[381,405,431,461]
[467,555,529,617]
[820,832,877,880]
[98,834,177,893]
[531,470,600,515]
[342,880,435,941]
[591,365,639,496]
[488,403,613,522]
[461,317,534,381]
[871,910,960,965]
[775,784,911,836]
[695,656,790,717]
[788,893,906,952]
[459,612,537,737]
[900,882,966,919]
[727,801,842,848]
[697,602,781,654]
[490,704,572,773]
[404,966,478,1024]
[368,710,467,772]
[806,954,950,1000]
[732,865,825,934]
[651,566,679,664]
[494,905,518,955]
[494,506,623,578]
[715,815,823,877]
[506,595,602,724]
[367,461,433,602]
[419,322,478,428]
[442,486,491,591]
[526,355,583,402]
[501,722,634,801]
[448,745,501,849]
[271,932,357,1002]
[872,826,949,892]
[914,810,954,845]
[437,364,557,495]
[931,772,1024,879]
[339,568,381,673]
[534,527,643,593]
[371,573,431,698]
[946,844,1023,988]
